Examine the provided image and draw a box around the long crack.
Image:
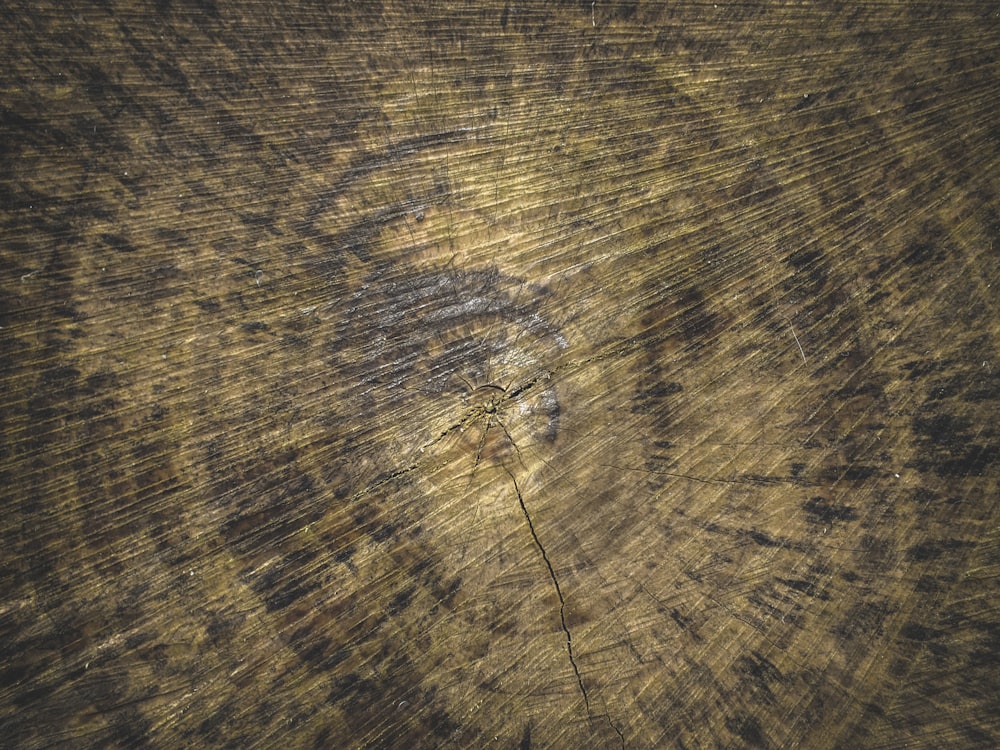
[321,369,627,744]
[505,467,625,748]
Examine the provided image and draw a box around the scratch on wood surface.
[787,318,806,364]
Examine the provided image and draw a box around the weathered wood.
[2,1,998,747]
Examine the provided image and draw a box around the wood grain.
[1,1,998,747]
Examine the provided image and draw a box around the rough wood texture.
[2,2,998,748]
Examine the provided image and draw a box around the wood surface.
[2,1,999,747]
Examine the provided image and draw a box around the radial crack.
[505,468,589,703]
[504,467,625,747]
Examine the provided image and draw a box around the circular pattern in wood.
[1,2,998,749]
[334,266,567,478]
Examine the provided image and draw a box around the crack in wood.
[505,467,626,748]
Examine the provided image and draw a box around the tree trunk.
[2,1,998,747]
